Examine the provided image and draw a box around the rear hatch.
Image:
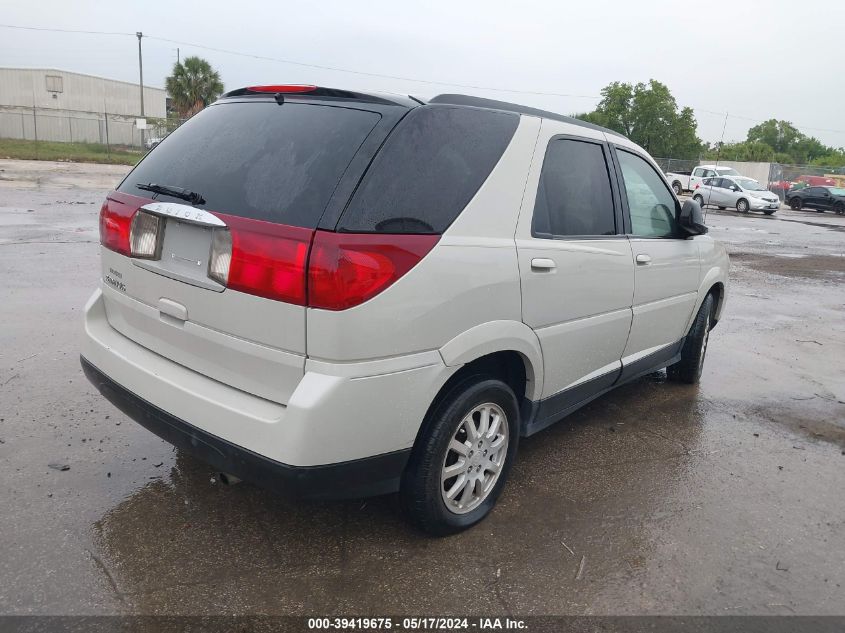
[99,96,390,404]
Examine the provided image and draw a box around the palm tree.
[165,56,224,118]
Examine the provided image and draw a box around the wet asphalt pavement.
[1,160,844,616]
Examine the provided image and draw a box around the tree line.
[575,79,845,168]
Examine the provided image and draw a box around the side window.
[532,138,616,237]
[692,168,704,177]
[617,149,680,239]
[340,106,518,234]
[702,177,716,186]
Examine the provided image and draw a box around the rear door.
[516,121,633,410]
[612,146,700,375]
[700,177,719,206]
[103,99,389,403]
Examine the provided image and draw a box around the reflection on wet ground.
[1,161,844,615]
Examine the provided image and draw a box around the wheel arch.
[438,320,543,401]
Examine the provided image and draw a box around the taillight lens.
[208,229,232,286]
[99,198,135,256]
[308,231,439,311]
[129,210,162,259]
[214,214,313,305]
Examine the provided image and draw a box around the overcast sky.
[2,0,844,148]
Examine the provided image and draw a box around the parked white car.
[666,164,742,196]
[694,176,780,214]
[81,86,729,534]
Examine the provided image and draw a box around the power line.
[0,23,599,99]
[144,34,601,99]
[2,22,845,137]
[0,23,133,36]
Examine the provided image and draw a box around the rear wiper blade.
[136,182,206,205]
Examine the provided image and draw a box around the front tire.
[672,181,682,196]
[401,378,519,535]
[693,194,704,206]
[736,198,749,213]
[668,294,714,385]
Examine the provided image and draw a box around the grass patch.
[0,138,143,166]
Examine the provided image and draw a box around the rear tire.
[790,197,802,210]
[401,378,519,535]
[835,203,845,216]
[736,198,749,213]
[667,294,714,385]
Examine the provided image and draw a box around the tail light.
[99,199,134,256]
[211,214,313,305]
[308,231,439,311]
[100,193,438,310]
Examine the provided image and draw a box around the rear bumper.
[81,356,409,499]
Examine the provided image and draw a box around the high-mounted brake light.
[246,85,317,94]
[308,232,440,311]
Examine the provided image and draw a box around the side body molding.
[438,320,544,401]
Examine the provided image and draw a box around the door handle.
[635,253,652,265]
[530,258,556,271]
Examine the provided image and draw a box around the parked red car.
[796,175,836,187]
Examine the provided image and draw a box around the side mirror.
[679,199,708,236]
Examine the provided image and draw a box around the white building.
[0,67,167,146]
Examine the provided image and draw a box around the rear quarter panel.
[306,116,542,363]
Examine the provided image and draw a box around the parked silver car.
[81,86,729,534]
[694,176,780,214]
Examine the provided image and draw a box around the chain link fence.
[654,156,845,201]
[0,106,186,155]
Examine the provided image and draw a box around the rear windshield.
[119,101,380,228]
[338,105,519,234]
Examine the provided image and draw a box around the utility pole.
[177,47,180,64]
[137,31,145,148]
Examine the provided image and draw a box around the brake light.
[99,198,135,256]
[246,85,317,93]
[308,231,439,311]
[213,214,313,305]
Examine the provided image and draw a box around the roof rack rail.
[429,94,625,139]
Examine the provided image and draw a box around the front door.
[516,121,634,418]
[612,147,701,377]
[690,167,715,191]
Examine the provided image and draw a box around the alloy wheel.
[440,403,509,515]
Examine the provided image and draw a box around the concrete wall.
[0,68,165,118]
[710,160,771,185]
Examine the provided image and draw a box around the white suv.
[82,86,728,534]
